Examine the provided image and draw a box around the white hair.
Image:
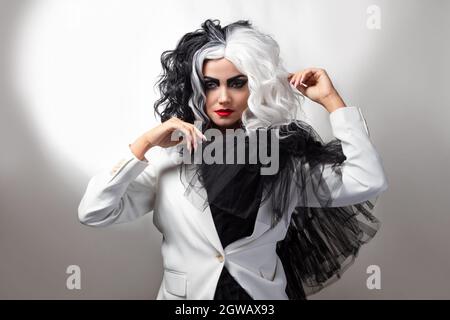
[189,24,305,131]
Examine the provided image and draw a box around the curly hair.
[153,19,305,131]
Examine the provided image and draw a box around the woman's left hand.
[288,68,346,113]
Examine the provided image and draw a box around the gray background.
[1,0,449,299]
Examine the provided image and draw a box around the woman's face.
[202,58,250,129]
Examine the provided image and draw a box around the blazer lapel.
[180,163,224,254]
[180,163,273,255]
[224,196,273,253]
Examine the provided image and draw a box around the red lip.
[215,109,234,117]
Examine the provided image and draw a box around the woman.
[78,19,388,300]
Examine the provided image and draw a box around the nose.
[218,86,231,105]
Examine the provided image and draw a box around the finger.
[195,128,208,141]
[294,72,304,88]
[187,128,196,152]
[296,70,310,87]
[299,74,308,87]
[290,73,299,86]
[175,126,192,152]
[296,83,307,95]
[182,124,197,151]
[298,70,314,87]
[173,120,199,151]
[193,126,207,141]
[179,119,206,142]
[306,68,325,85]
[302,70,316,85]
[188,126,198,151]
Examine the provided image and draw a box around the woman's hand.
[130,117,206,161]
[288,68,346,113]
[145,117,206,152]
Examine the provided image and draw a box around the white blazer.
[78,106,388,300]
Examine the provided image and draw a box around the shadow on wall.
[0,1,163,299]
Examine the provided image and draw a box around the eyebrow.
[203,74,247,84]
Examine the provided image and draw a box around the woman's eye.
[204,79,247,90]
[204,82,217,89]
[230,81,246,88]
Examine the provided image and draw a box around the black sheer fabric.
[210,200,257,300]
[208,164,262,300]
[178,119,381,300]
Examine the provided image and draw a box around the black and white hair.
[156,20,382,300]
[153,19,305,131]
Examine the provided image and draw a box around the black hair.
[153,19,252,124]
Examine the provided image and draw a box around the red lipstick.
[215,109,234,117]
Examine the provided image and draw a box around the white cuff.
[329,106,370,137]
[107,144,150,184]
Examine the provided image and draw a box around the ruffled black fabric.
[277,201,380,299]
[178,119,381,299]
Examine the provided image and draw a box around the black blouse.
[206,164,263,300]
[210,199,257,300]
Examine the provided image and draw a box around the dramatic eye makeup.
[203,75,248,90]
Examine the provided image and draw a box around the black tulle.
[178,119,381,299]
[277,201,380,299]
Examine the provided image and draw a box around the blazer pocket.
[164,269,187,297]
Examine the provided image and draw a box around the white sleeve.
[77,144,159,227]
[300,106,388,207]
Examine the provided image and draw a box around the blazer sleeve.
[300,106,388,207]
[77,144,159,227]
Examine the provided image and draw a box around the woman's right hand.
[144,117,206,152]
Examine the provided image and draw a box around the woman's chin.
[211,118,241,129]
